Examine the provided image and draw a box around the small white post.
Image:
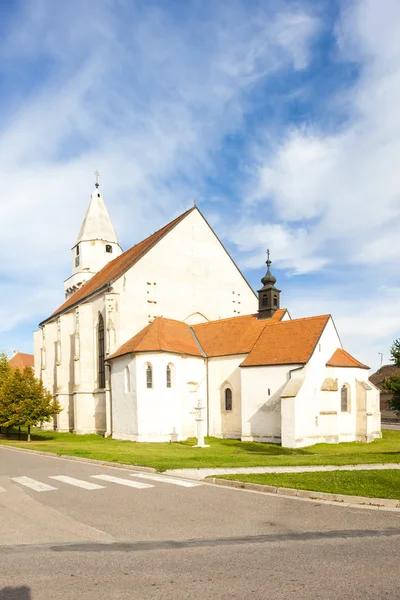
[193,398,209,448]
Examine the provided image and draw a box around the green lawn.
[216,470,400,500]
[0,428,399,472]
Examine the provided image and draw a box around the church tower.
[64,173,122,299]
[257,250,281,320]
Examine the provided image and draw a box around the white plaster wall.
[240,364,298,443]
[111,352,205,442]
[115,209,258,347]
[207,355,245,439]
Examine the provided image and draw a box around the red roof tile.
[240,315,330,367]
[9,352,34,371]
[107,317,203,360]
[326,348,369,369]
[44,207,195,324]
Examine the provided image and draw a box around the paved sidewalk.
[165,463,400,480]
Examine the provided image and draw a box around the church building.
[34,180,381,448]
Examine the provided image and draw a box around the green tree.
[0,351,12,433]
[383,339,400,416]
[0,367,62,441]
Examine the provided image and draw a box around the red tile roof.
[191,309,287,358]
[107,318,203,360]
[326,348,369,369]
[43,207,196,324]
[9,352,34,371]
[240,314,331,367]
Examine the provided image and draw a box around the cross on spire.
[266,248,271,267]
[94,170,100,188]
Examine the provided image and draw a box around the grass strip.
[216,469,400,500]
[0,429,399,472]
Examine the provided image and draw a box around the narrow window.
[106,244,113,253]
[225,388,232,411]
[262,294,268,307]
[166,365,172,388]
[124,366,130,393]
[98,314,105,388]
[268,388,271,396]
[273,294,278,307]
[341,385,349,412]
[75,256,80,267]
[146,364,153,389]
[76,245,80,256]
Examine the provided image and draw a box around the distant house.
[369,365,400,418]
[8,351,34,371]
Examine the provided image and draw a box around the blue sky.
[0,0,399,371]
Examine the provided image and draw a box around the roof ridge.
[192,312,258,328]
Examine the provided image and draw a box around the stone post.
[194,398,210,448]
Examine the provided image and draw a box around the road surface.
[0,446,399,600]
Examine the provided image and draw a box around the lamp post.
[193,398,210,448]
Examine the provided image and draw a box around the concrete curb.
[206,477,400,511]
[0,444,157,473]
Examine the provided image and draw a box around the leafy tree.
[0,366,62,441]
[0,351,12,433]
[383,339,400,416]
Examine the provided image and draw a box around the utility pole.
[378,352,383,368]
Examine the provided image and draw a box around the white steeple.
[64,173,122,299]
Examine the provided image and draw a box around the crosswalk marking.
[12,476,57,492]
[91,474,154,489]
[49,476,105,490]
[131,473,201,487]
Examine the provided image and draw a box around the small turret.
[257,250,281,319]
[64,172,122,299]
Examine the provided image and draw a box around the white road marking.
[91,474,154,489]
[49,476,105,490]
[12,476,57,492]
[131,473,201,487]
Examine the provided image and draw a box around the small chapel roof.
[9,352,34,371]
[241,314,331,367]
[44,207,196,323]
[108,310,334,368]
[107,317,203,359]
[326,348,369,369]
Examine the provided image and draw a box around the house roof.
[9,352,34,371]
[326,348,369,370]
[108,309,333,369]
[369,364,400,391]
[240,314,331,367]
[107,318,203,360]
[191,309,287,358]
[42,207,196,324]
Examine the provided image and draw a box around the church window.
[341,384,350,412]
[166,365,172,388]
[75,256,80,267]
[273,294,278,307]
[146,364,153,389]
[225,388,232,411]
[262,294,268,307]
[106,244,113,253]
[98,314,105,388]
[76,245,80,256]
[124,366,130,393]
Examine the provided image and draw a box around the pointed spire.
[76,181,119,245]
[257,249,281,320]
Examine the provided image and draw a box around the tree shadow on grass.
[0,586,31,600]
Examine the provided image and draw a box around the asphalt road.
[0,446,399,600]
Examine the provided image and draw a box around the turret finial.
[94,170,100,188]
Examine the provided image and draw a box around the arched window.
[98,314,105,388]
[273,294,278,307]
[262,294,268,307]
[106,244,113,253]
[146,364,153,389]
[225,388,233,411]
[341,384,350,412]
[166,365,172,388]
[124,366,130,393]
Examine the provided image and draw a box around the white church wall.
[207,355,245,439]
[115,209,258,348]
[33,329,42,378]
[240,364,296,443]
[111,352,205,442]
